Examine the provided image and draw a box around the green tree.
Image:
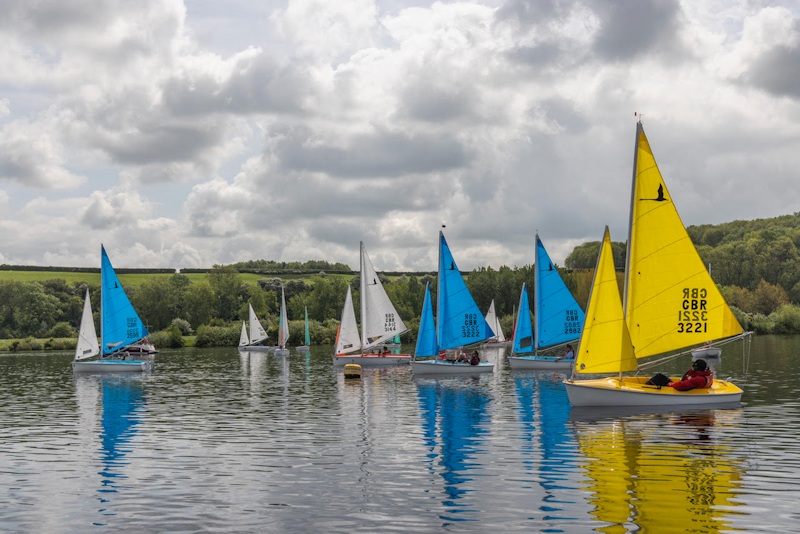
[207,265,247,321]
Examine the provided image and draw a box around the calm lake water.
[1,335,799,533]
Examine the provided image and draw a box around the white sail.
[359,242,408,349]
[484,300,505,342]
[74,289,100,361]
[248,303,268,345]
[238,321,249,347]
[278,285,290,349]
[335,286,362,355]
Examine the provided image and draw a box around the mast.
[533,232,540,351]
[622,121,641,315]
[436,229,444,348]
[359,241,367,348]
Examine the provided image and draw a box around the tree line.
[3,211,800,348]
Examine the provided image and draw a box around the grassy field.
[0,269,356,286]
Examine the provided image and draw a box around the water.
[1,336,799,532]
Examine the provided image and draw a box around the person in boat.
[557,344,574,361]
[456,351,468,363]
[469,351,480,366]
[668,359,713,391]
[382,346,390,355]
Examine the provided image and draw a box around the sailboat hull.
[564,376,743,407]
[239,345,271,352]
[411,360,494,375]
[333,354,412,367]
[508,355,574,370]
[296,345,310,353]
[72,359,154,373]
[274,348,290,357]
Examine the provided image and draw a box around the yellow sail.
[625,123,743,359]
[574,227,637,375]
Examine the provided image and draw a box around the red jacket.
[669,369,713,391]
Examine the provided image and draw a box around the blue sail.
[436,232,493,350]
[512,283,534,354]
[415,282,439,357]
[101,246,149,355]
[535,234,585,349]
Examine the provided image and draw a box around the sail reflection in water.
[416,377,491,523]
[514,374,578,517]
[75,375,146,518]
[569,408,744,532]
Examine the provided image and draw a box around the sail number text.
[384,313,397,332]
[563,309,581,335]
[677,287,708,333]
[462,313,482,338]
[126,316,139,338]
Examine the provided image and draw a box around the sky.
[1,0,799,272]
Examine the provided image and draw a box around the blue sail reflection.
[416,377,491,523]
[98,376,146,503]
[514,374,577,518]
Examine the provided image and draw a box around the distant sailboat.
[297,306,311,353]
[481,300,510,348]
[333,242,411,367]
[509,234,585,370]
[239,303,270,351]
[72,246,155,373]
[275,284,290,357]
[411,230,495,375]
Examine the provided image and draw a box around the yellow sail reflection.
[573,409,743,533]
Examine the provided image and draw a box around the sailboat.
[275,284,290,357]
[72,246,155,372]
[509,234,585,370]
[480,300,510,348]
[296,306,311,352]
[238,303,270,351]
[564,121,749,407]
[411,231,495,375]
[334,242,412,366]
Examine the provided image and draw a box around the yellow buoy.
[343,363,362,379]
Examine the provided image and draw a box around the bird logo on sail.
[641,184,668,202]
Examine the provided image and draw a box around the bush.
[770,304,800,334]
[195,324,241,347]
[171,318,193,335]
[149,325,185,348]
[47,322,76,338]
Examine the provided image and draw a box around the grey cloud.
[163,53,316,116]
[743,40,800,98]
[399,84,474,122]
[95,121,225,166]
[277,128,468,177]
[591,0,686,61]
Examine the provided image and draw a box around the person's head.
[473,351,478,357]
[566,344,572,350]
[692,359,707,372]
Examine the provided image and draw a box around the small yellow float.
[343,363,362,379]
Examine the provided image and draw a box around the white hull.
[73,359,154,373]
[296,345,310,353]
[411,360,494,375]
[564,377,743,407]
[508,355,574,370]
[239,345,272,352]
[274,348,290,357]
[333,354,411,367]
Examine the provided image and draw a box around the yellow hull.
[564,376,743,407]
